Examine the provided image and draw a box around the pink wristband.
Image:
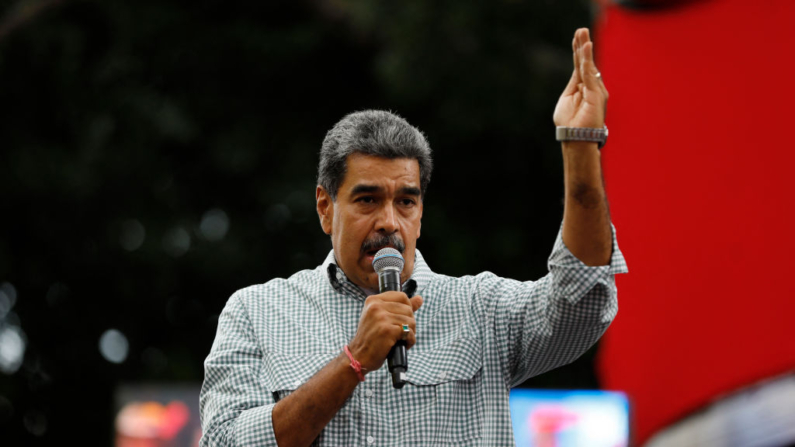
[343,345,365,382]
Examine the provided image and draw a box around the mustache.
[361,233,405,254]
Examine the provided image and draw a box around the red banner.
[596,0,795,443]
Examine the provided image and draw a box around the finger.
[580,41,601,93]
[577,29,590,68]
[597,73,607,95]
[368,291,410,305]
[374,303,416,328]
[573,30,581,79]
[379,301,416,317]
[596,65,609,97]
[563,31,583,97]
[562,68,580,96]
[388,318,416,342]
[410,295,423,312]
[578,28,605,89]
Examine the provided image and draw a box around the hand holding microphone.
[346,248,422,388]
[373,248,410,388]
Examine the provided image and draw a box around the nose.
[376,202,399,234]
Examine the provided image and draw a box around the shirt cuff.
[547,223,628,303]
[550,223,628,273]
[234,403,278,447]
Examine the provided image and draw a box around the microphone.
[372,248,408,389]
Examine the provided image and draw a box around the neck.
[362,287,380,296]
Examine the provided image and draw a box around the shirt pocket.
[260,351,356,445]
[389,336,484,443]
[260,351,332,399]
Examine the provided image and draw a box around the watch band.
[556,126,608,149]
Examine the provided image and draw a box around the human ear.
[316,185,334,235]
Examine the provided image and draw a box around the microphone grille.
[372,248,405,273]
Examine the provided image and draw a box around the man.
[200,28,626,446]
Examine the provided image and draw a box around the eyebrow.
[399,186,421,196]
[350,184,421,196]
[350,184,380,195]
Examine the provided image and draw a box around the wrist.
[332,352,362,385]
[561,142,602,167]
[561,141,600,152]
[343,345,366,382]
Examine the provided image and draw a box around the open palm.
[553,28,608,130]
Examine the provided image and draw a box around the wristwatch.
[555,126,608,149]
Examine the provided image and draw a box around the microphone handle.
[387,342,407,389]
[379,268,407,389]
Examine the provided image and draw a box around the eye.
[356,196,375,204]
[400,198,416,207]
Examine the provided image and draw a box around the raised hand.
[553,28,608,130]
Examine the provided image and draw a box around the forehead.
[340,153,420,191]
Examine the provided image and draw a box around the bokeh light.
[99,329,129,364]
[0,325,27,375]
[162,227,191,257]
[119,220,146,252]
[23,410,47,437]
[199,209,229,242]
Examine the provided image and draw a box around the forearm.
[272,352,361,447]
[560,141,612,266]
[274,291,422,446]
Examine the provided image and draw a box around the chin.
[365,275,379,291]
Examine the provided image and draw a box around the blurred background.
[2,0,794,445]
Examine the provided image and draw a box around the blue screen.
[509,389,630,447]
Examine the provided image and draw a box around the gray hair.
[317,110,433,201]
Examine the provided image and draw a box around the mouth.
[365,245,392,256]
[365,245,392,258]
[361,234,406,266]
[363,244,400,267]
[364,253,376,268]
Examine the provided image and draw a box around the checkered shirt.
[200,226,627,446]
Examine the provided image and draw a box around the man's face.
[316,153,423,292]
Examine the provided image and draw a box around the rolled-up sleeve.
[200,292,278,447]
[474,224,627,387]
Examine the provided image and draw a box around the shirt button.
[438,371,448,380]
[365,389,374,398]
[367,435,375,444]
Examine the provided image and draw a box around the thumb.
[410,295,424,312]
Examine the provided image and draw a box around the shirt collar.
[322,249,433,300]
